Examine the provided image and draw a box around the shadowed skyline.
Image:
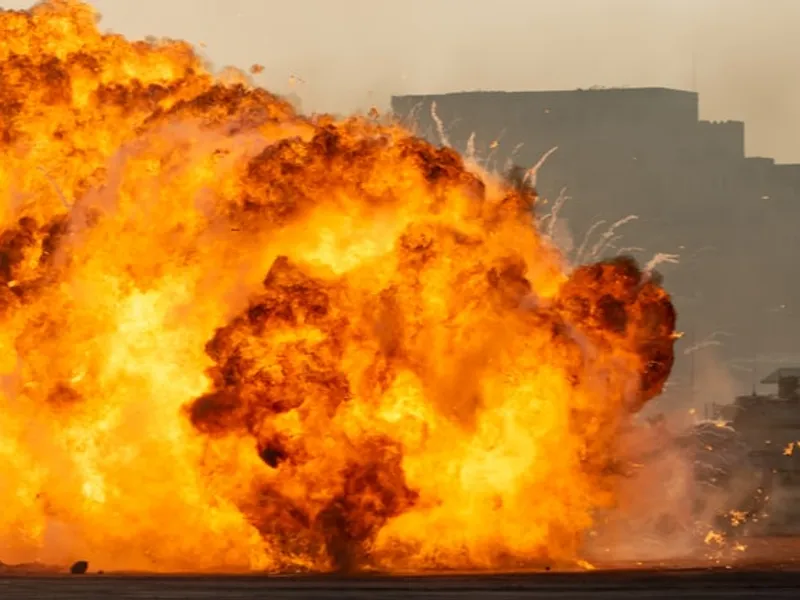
[4,0,800,162]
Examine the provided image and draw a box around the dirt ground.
[2,537,799,599]
[1,569,800,600]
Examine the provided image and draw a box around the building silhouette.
[391,88,800,398]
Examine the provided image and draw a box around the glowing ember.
[0,0,676,573]
[704,530,725,547]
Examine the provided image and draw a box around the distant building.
[710,368,800,532]
[762,368,800,401]
[391,88,800,395]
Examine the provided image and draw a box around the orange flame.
[0,0,676,573]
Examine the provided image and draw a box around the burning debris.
[69,560,88,575]
[0,1,677,573]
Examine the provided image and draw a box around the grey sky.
[5,0,800,162]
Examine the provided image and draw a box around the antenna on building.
[691,52,697,92]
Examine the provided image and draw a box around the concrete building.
[391,88,800,397]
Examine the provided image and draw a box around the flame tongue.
[0,0,676,573]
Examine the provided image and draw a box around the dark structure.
[763,367,800,402]
[391,88,800,395]
[709,368,800,532]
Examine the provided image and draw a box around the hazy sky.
[5,0,800,162]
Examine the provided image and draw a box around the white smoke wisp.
[585,215,639,262]
[644,252,681,274]
[465,131,476,161]
[574,219,607,265]
[683,331,733,356]
[429,101,450,147]
[523,146,558,190]
[537,187,569,236]
[503,142,525,174]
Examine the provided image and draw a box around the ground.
[2,570,800,599]
[2,537,800,599]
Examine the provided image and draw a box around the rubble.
[70,560,89,575]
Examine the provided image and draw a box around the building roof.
[392,87,697,100]
[761,368,800,384]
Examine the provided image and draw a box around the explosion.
[0,0,676,573]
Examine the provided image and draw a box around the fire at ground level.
[2,536,799,575]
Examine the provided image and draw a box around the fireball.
[0,0,676,573]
